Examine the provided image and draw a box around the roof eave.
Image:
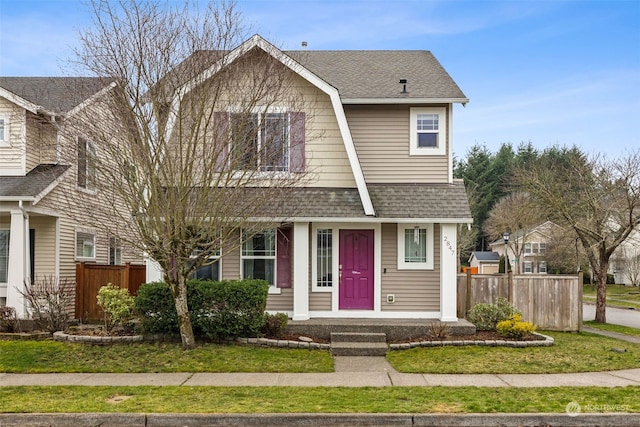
[341,97,469,105]
[0,196,35,202]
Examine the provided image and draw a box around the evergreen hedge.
[134,279,269,340]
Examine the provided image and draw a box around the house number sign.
[443,235,455,256]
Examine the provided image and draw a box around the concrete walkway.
[2,358,640,388]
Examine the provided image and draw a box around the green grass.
[0,386,637,413]
[0,341,333,373]
[387,331,640,374]
[584,321,640,338]
[584,284,640,309]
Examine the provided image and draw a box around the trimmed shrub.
[497,314,537,339]
[262,312,289,339]
[134,279,269,340]
[466,297,521,331]
[96,284,135,334]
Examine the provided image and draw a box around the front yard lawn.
[0,386,638,413]
[0,341,333,373]
[584,321,640,338]
[387,331,640,374]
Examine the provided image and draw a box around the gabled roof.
[0,164,70,202]
[287,50,468,103]
[0,77,109,115]
[470,251,501,262]
[489,221,561,246]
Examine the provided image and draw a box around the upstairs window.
[77,137,96,191]
[231,112,288,171]
[0,115,8,144]
[409,107,446,156]
[219,110,305,173]
[525,242,547,255]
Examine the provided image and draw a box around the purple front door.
[339,229,374,310]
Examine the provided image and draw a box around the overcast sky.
[0,0,638,158]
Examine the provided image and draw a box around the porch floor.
[286,318,476,342]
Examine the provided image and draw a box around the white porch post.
[292,222,309,321]
[6,209,28,318]
[440,223,458,321]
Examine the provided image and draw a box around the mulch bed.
[390,330,545,344]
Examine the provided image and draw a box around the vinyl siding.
[29,216,57,277]
[0,98,25,175]
[346,104,450,184]
[25,112,58,172]
[380,223,440,311]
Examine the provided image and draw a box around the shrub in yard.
[134,279,269,340]
[19,276,73,334]
[497,314,537,339]
[467,297,521,331]
[427,320,451,339]
[262,312,289,339]
[0,306,20,333]
[96,284,135,334]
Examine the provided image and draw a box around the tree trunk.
[594,262,608,323]
[171,277,196,349]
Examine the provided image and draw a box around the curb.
[1,412,638,427]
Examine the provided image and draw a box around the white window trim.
[77,136,98,194]
[75,229,96,260]
[311,226,335,293]
[229,106,291,174]
[397,224,434,270]
[523,261,533,274]
[538,261,547,274]
[109,237,123,266]
[190,239,223,281]
[240,228,280,294]
[0,114,9,146]
[0,228,9,284]
[409,107,446,156]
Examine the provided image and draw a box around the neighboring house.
[611,226,640,286]
[468,251,500,274]
[489,221,560,274]
[0,77,141,317]
[148,35,472,321]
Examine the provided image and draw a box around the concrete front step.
[331,342,388,356]
[330,332,387,343]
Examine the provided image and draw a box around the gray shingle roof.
[287,50,467,101]
[471,251,500,262]
[0,77,110,114]
[226,181,471,220]
[0,164,70,199]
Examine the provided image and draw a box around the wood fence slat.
[75,262,146,321]
[457,273,581,331]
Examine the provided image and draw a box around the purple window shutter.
[277,227,292,288]
[289,112,305,172]
[213,112,229,172]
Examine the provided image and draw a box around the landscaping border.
[388,332,554,350]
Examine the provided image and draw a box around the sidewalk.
[2,357,640,388]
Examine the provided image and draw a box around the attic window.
[409,107,446,156]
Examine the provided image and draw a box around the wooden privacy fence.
[457,272,583,331]
[75,262,146,321]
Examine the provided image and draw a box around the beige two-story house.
[147,35,473,322]
[0,77,141,316]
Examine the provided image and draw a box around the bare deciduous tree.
[516,147,640,323]
[63,0,315,348]
[484,192,544,274]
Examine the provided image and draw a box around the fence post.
[75,262,84,320]
[124,262,131,292]
[507,270,514,303]
[578,271,584,331]
[465,269,472,316]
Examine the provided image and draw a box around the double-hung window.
[523,261,533,274]
[109,237,123,265]
[538,261,547,274]
[397,224,434,270]
[231,112,289,172]
[409,107,446,156]
[77,137,97,190]
[190,245,222,281]
[76,231,95,259]
[241,228,276,286]
[0,230,9,283]
[0,114,8,146]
